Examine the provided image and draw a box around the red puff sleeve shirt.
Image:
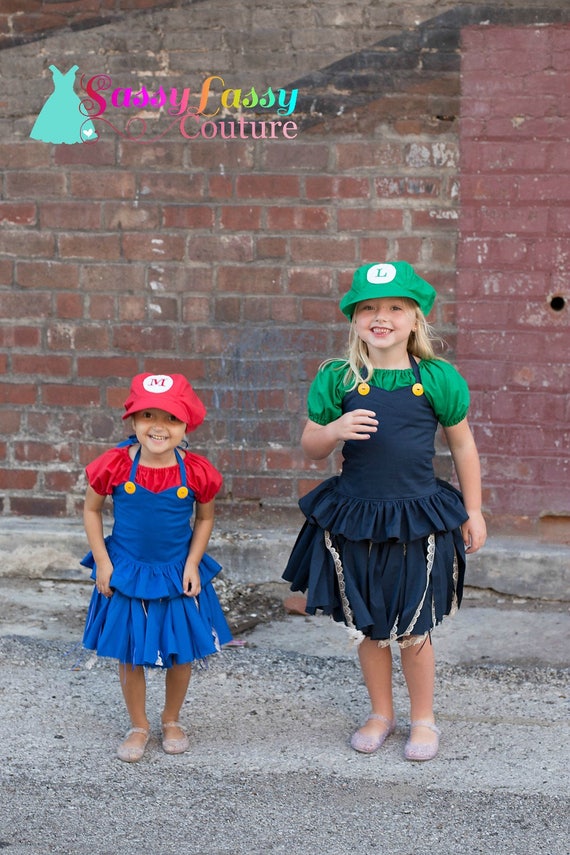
[86,447,223,504]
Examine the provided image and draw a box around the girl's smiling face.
[131,408,186,464]
[353,297,417,366]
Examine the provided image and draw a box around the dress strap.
[124,446,187,495]
[127,447,187,485]
[408,353,422,383]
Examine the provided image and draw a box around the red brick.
[188,140,255,170]
[0,325,41,348]
[10,497,67,516]
[305,176,369,200]
[0,230,54,258]
[236,175,300,199]
[217,449,266,472]
[6,171,66,198]
[82,263,145,292]
[181,296,211,323]
[336,142,403,170]
[0,409,20,434]
[194,327,240,355]
[12,355,72,376]
[87,294,116,321]
[44,471,78,492]
[122,233,186,262]
[118,141,188,169]
[214,296,241,322]
[53,140,116,166]
[14,441,73,463]
[0,382,37,406]
[0,469,38,491]
[218,264,280,294]
[41,201,102,230]
[77,356,139,378]
[207,175,233,199]
[0,203,37,226]
[220,206,263,230]
[104,202,160,230]
[337,207,403,231]
[289,236,357,264]
[16,261,80,290]
[163,206,215,229]
[43,384,101,407]
[117,295,145,321]
[187,234,254,263]
[358,237,390,260]
[232,476,294,500]
[55,293,84,319]
[267,206,331,231]
[288,268,333,296]
[262,143,329,171]
[270,296,299,322]
[69,171,136,199]
[111,324,176,352]
[58,233,121,260]
[256,237,286,259]
[0,259,13,285]
[0,142,51,169]
[137,173,205,201]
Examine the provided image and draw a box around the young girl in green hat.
[283,261,486,761]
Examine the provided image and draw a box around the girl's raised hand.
[334,409,378,441]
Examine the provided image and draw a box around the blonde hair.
[329,298,444,389]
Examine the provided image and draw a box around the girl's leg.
[400,636,438,747]
[161,662,192,735]
[118,663,150,750]
[354,638,395,739]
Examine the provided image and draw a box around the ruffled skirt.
[82,538,232,667]
[283,477,467,644]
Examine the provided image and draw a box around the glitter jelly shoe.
[161,721,190,755]
[116,727,150,763]
[404,720,441,761]
[350,713,396,754]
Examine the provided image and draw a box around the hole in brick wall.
[549,295,566,312]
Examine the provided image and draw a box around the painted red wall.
[457,24,570,535]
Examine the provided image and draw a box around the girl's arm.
[182,498,216,597]
[83,485,114,597]
[443,418,487,554]
[301,410,379,460]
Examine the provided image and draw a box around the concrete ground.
[0,518,568,855]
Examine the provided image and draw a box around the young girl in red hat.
[283,262,486,761]
[81,373,232,762]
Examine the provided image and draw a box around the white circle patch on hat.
[366,263,397,284]
[142,374,174,393]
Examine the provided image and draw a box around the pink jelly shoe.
[161,721,190,755]
[404,719,441,761]
[350,712,396,754]
[117,726,150,763]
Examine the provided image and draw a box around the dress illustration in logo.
[30,65,97,144]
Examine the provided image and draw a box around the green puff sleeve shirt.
[307,358,470,428]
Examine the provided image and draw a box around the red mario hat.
[122,373,206,432]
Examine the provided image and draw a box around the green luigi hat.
[339,261,437,319]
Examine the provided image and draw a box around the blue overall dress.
[283,358,468,644]
[82,444,232,667]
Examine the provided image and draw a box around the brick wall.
[458,23,570,535]
[1,2,569,532]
